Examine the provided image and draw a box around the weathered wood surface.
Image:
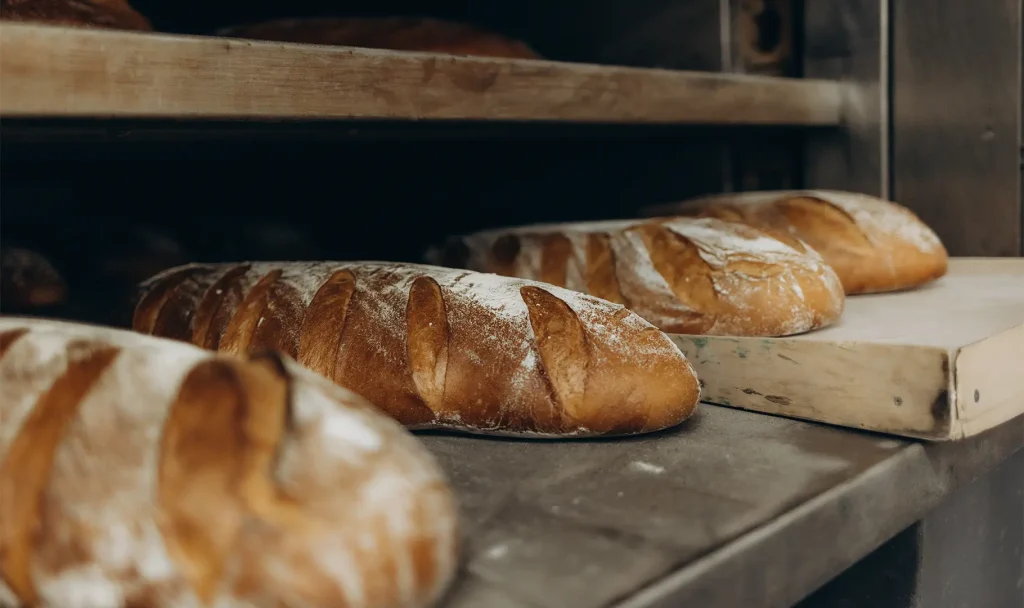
[672,258,1024,440]
[419,405,1024,608]
[0,23,843,125]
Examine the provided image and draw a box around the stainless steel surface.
[420,406,1024,608]
[910,450,1024,608]
[802,0,889,198]
[892,0,1023,256]
[798,450,1024,608]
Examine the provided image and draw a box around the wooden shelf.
[0,23,843,125]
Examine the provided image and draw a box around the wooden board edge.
[951,323,1024,438]
[0,22,843,125]
[672,335,956,440]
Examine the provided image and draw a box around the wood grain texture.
[671,258,1024,440]
[0,22,843,124]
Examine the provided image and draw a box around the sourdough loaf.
[0,247,66,311]
[642,190,949,294]
[434,217,845,336]
[132,262,700,437]
[0,0,151,31]
[0,317,457,608]
[217,17,540,59]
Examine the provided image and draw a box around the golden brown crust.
[585,234,626,304]
[0,317,458,608]
[150,268,218,343]
[643,190,949,294]
[217,16,540,59]
[439,217,845,336]
[134,262,701,437]
[0,328,29,356]
[157,355,295,603]
[191,263,252,350]
[1,0,151,31]
[297,269,356,381]
[132,265,203,337]
[0,341,120,604]
[406,276,450,416]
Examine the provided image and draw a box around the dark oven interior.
[1,0,806,327]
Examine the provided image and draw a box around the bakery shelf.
[0,23,843,125]
[421,404,1024,608]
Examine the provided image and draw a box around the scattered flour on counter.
[629,461,666,475]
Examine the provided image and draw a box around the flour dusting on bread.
[134,262,701,437]
[808,190,944,253]
[442,216,843,336]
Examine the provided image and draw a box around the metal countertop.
[418,404,1024,608]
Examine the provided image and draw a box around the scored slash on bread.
[132,262,701,438]
[642,190,949,295]
[0,318,458,608]
[434,217,845,337]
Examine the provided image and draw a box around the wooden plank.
[671,258,1024,440]
[0,23,843,125]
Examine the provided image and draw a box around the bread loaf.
[434,217,845,337]
[0,247,67,311]
[642,190,949,294]
[132,262,700,437]
[217,17,540,59]
[0,317,457,608]
[0,0,151,31]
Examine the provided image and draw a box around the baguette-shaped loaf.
[434,217,845,336]
[642,190,949,294]
[1,0,151,31]
[0,318,457,608]
[133,262,700,437]
[217,17,540,59]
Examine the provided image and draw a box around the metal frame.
[802,0,1024,256]
[797,449,1024,608]
[801,0,888,198]
[891,0,1023,257]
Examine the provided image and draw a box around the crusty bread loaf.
[433,217,845,337]
[0,0,151,31]
[642,190,949,294]
[216,17,540,59]
[0,247,67,310]
[132,262,700,437]
[0,317,457,608]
